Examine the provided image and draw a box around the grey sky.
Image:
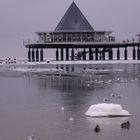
[0,0,140,58]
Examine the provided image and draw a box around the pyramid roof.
[55,2,94,31]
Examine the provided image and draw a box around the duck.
[103,97,109,102]
[121,121,130,129]
[94,125,100,133]
[117,94,123,99]
[110,93,116,97]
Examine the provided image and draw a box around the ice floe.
[85,103,131,117]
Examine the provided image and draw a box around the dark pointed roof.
[55,2,94,31]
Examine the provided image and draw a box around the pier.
[25,2,140,62]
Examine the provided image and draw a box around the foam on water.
[85,103,131,117]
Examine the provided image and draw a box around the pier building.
[25,2,140,62]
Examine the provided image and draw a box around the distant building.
[36,2,115,44]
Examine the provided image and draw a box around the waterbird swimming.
[110,93,116,97]
[61,106,64,111]
[117,94,123,99]
[121,121,130,129]
[69,117,74,121]
[94,125,100,133]
[103,97,109,102]
[27,135,35,140]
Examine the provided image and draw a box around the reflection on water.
[0,63,140,140]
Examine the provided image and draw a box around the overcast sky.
[0,0,140,58]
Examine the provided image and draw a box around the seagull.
[87,83,90,87]
[27,135,35,140]
[69,117,74,121]
[61,106,64,111]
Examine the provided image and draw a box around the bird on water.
[121,121,130,129]
[27,135,35,140]
[94,125,100,133]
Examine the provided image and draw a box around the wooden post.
[102,49,105,60]
[83,48,86,60]
[109,48,113,60]
[89,47,92,60]
[133,46,136,60]
[137,46,140,60]
[56,48,59,61]
[28,48,31,62]
[95,48,98,60]
[40,48,44,62]
[110,48,113,60]
[32,48,35,62]
[117,47,120,60]
[61,48,64,61]
[71,48,74,60]
[66,48,69,61]
[124,47,127,60]
[36,48,39,62]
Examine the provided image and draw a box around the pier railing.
[23,38,140,46]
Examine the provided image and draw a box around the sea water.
[0,61,140,140]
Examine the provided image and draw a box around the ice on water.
[85,103,131,117]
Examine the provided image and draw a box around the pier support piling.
[95,48,98,60]
[89,47,92,60]
[61,48,64,61]
[83,48,86,60]
[66,48,69,61]
[71,48,74,60]
[40,48,44,62]
[133,46,136,60]
[36,48,39,62]
[28,48,31,62]
[56,48,59,61]
[117,47,120,60]
[32,48,35,62]
[102,49,105,60]
[108,48,113,60]
[137,46,140,60]
[124,47,128,60]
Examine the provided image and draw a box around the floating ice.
[85,103,131,117]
